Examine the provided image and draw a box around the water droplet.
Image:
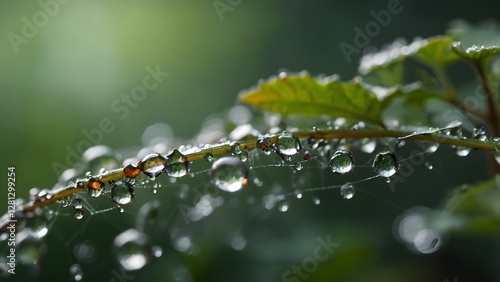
[82,145,119,175]
[141,153,166,178]
[443,121,462,138]
[360,138,376,153]
[59,197,71,208]
[73,197,83,209]
[87,178,104,198]
[113,229,151,271]
[329,149,355,174]
[373,151,399,178]
[69,264,83,281]
[229,234,247,251]
[238,150,249,162]
[152,245,163,258]
[423,142,439,153]
[257,137,273,155]
[111,182,135,205]
[136,200,160,232]
[340,184,355,199]
[454,142,471,157]
[165,149,189,177]
[312,196,321,205]
[74,209,85,220]
[231,142,242,155]
[209,157,249,192]
[204,153,214,163]
[294,162,303,171]
[26,214,49,239]
[493,137,500,165]
[278,201,289,212]
[472,126,487,141]
[172,234,193,253]
[73,241,96,263]
[296,192,303,199]
[123,163,142,178]
[275,132,301,156]
[425,161,433,170]
[302,152,312,160]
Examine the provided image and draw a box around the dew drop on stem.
[141,153,166,178]
[87,178,105,198]
[164,149,189,178]
[275,132,302,156]
[257,137,273,155]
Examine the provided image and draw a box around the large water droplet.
[329,149,355,174]
[111,182,135,205]
[165,149,189,177]
[113,229,151,271]
[141,153,166,178]
[373,151,399,178]
[340,184,355,199]
[209,157,249,192]
[69,263,83,281]
[275,132,301,156]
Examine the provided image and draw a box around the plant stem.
[474,61,500,137]
[1,128,499,235]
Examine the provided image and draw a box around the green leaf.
[359,37,460,84]
[413,36,461,67]
[435,175,500,237]
[239,74,392,127]
[380,83,445,110]
[452,42,500,61]
[448,20,500,61]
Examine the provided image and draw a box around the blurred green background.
[1,0,500,281]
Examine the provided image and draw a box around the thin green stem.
[474,60,500,137]
[1,128,499,235]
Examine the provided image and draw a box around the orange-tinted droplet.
[123,163,142,178]
[88,178,104,189]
